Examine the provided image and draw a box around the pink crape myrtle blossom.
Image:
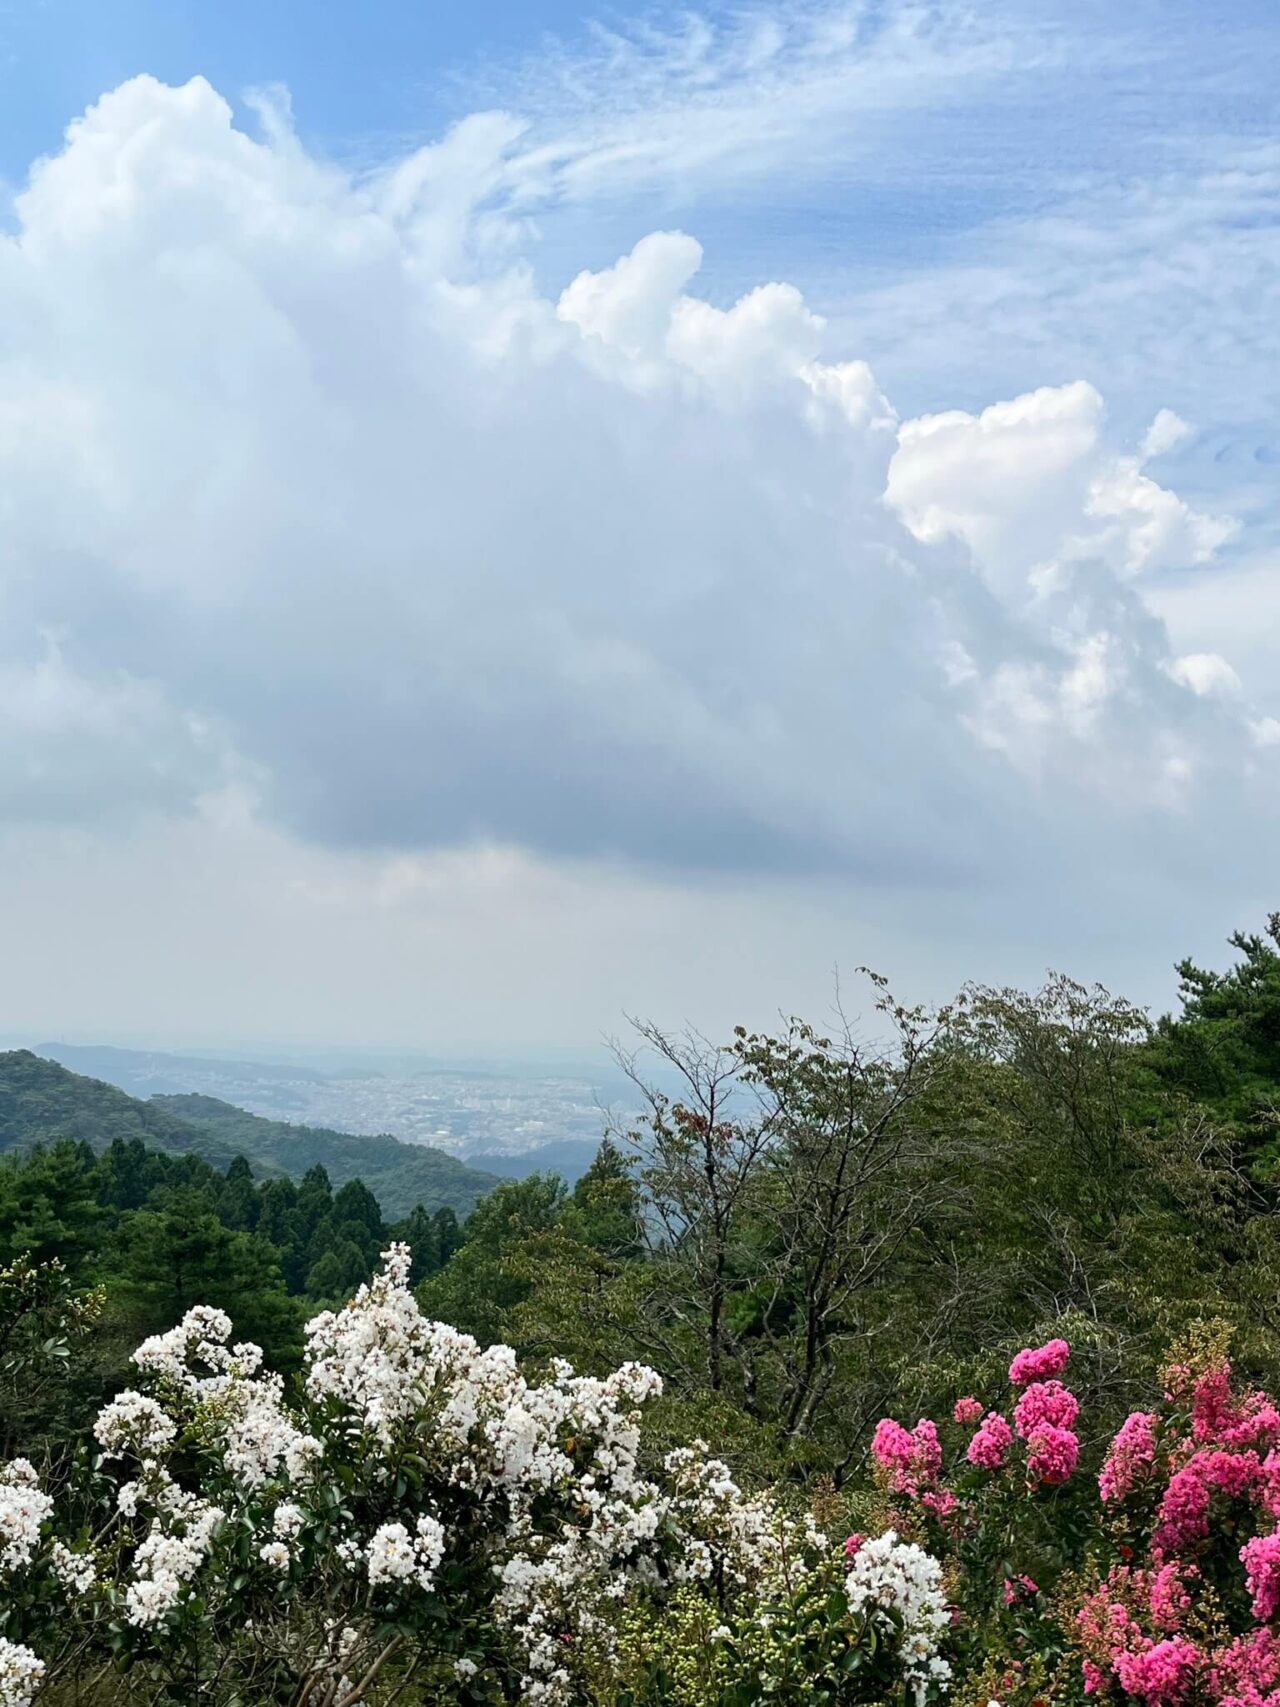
[1026,1424,1079,1486]
[1014,1380,1079,1439]
[1100,1411,1158,1502]
[952,1397,983,1427]
[1154,1450,1263,1555]
[1149,1563,1193,1632]
[1193,1362,1238,1441]
[967,1412,1013,1470]
[1242,1531,1280,1622]
[1212,1628,1280,1707]
[1009,1339,1070,1388]
[872,1417,942,1495]
[1002,1574,1038,1605]
[1114,1636,1201,1704]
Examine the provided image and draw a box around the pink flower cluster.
[1114,1636,1201,1704]
[1027,1423,1079,1485]
[1009,1338,1071,1387]
[1080,1356,1280,1705]
[1213,1629,1280,1707]
[871,1417,943,1495]
[1003,1573,1038,1605]
[877,1340,1083,1495]
[1100,1410,1158,1502]
[1014,1380,1079,1437]
[1012,1376,1081,1484]
[1244,1533,1280,1623]
[1153,1448,1263,1555]
[967,1411,1013,1470]
[871,1339,1280,1707]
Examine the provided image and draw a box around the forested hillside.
[0,1132,470,1410]
[0,1051,266,1173]
[152,1093,497,1218]
[0,1052,497,1218]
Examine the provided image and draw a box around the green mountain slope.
[152,1094,498,1219]
[0,1049,271,1173]
[0,1052,498,1219]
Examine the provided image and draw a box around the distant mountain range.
[0,1051,500,1218]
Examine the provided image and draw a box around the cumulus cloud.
[884,381,1235,589]
[0,73,1272,895]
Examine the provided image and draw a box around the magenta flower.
[1003,1573,1038,1604]
[952,1396,983,1426]
[1100,1411,1158,1502]
[1014,1379,1080,1439]
[1115,1636,1200,1704]
[1241,1531,1280,1622]
[1026,1423,1079,1485]
[1009,1338,1071,1387]
[871,1416,941,1494]
[1154,1449,1263,1554]
[967,1411,1013,1469]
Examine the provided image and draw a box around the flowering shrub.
[1076,1336,1280,1705]
[0,1246,942,1707]
[868,1337,1096,1700]
[869,1328,1280,1707]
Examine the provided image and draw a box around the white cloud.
[1166,652,1243,699]
[0,70,1273,1016]
[885,383,1235,590]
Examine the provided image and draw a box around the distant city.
[15,1040,649,1181]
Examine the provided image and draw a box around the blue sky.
[0,0,1276,1047]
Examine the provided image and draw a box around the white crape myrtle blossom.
[129,1307,321,1489]
[49,1541,96,1595]
[845,1528,953,1705]
[272,1501,305,1539]
[0,1461,53,1575]
[365,1515,446,1591]
[125,1474,226,1629]
[92,1390,175,1458]
[259,1540,290,1571]
[0,1639,44,1707]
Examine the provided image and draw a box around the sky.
[0,0,1276,1052]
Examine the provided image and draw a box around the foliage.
[1145,913,1280,1166]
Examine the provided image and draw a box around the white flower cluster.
[50,1541,96,1595]
[129,1308,320,1488]
[365,1515,446,1591]
[124,1472,225,1628]
[845,1528,952,1704]
[663,1442,828,1594]
[0,1461,53,1575]
[272,1502,304,1539]
[9,1246,950,1707]
[0,1639,43,1707]
[93,1390,176,1458]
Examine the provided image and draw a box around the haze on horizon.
[0,0,1277,1054]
